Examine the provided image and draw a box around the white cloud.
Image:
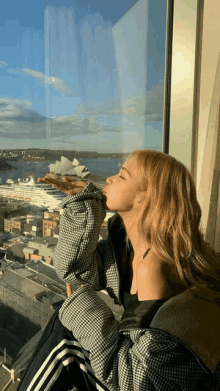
[0,73,164,140]
[0,98,33,117]
[7,67,73,95]
[0,98,47,139]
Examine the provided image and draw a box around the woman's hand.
[37,173,87,195]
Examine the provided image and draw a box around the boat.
[117,162,123,167]
[0,157,91,209]
[0,176,66,209]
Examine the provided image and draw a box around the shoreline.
[0,154,128,162]
[6,157,124,162]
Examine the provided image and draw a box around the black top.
[122,291,167,329]
[121,243,167,328]
[125,241,151,295]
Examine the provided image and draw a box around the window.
[43,0,168,154]
[1,0,169,184]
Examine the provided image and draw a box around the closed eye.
[117,168,125,179]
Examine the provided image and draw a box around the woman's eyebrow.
[117,167,132,178]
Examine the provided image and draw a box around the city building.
[0,260,67,327]
[43,218,58,237]
[23,247,41,262]
[0,232,13,246]
[43,210,60,221]
[53,225,59,238]
[23,217,43,237]
[23,236,58,264]
[0,238,26,263]
[6,243,26,263]
[0,200,29,233]
[4,217,26,234]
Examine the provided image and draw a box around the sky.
[0,0,167,152]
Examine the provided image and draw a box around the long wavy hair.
[121,149,220,303]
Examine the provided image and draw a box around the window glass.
[0,0,167,183]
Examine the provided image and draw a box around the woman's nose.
[106,176,113,185]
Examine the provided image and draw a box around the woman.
[18,149,220,390]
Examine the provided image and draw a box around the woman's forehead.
[125,156,136,167]
[125,156,139,172]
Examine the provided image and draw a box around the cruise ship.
[0,156,111,212]
[0,156,93,210]
[0,176,66,210]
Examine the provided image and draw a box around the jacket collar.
[107,213,133,305]
[107,213,127,251]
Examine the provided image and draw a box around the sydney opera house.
[49,156,91,179]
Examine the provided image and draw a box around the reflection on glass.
[43,0,167,153]
[0,0,167,157]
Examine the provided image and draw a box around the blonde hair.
[123,149,220,303]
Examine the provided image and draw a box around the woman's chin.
[102,194,115,211]
[102,194,109,210]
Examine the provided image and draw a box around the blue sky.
[0,0,167,152]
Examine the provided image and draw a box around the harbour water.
[0,158,125,184]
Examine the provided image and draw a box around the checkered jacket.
[53,181,220,391]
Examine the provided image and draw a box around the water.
[0,158,125,183]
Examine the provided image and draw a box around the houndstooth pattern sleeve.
[53,180,107,290]
[59,283,219,391]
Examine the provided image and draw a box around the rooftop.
[0,263,66,301]
[25,259,66,289]
[28,236,58,246]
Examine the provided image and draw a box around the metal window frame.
[162,0,202,177]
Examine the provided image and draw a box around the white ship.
[0,157,91,210]
[0,176,67,210]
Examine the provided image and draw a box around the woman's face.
[103,156,143,213]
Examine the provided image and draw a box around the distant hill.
[0,148,131,162]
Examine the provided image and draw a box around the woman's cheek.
[105,194,119,211]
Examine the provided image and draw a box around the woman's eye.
[116,169,124,179]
